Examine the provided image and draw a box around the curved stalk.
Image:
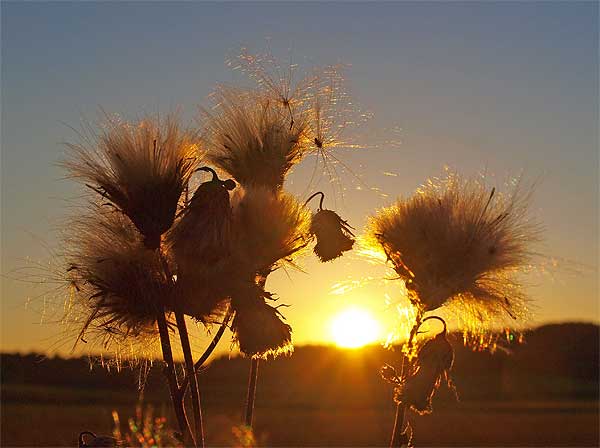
[304,191,325,210]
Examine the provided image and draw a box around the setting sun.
[330,308,381,348]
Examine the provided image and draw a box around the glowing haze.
[1,2,597,357]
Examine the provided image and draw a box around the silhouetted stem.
[390,404,407,448]
[244,358,260,427]
[179,307,234,394]
[175,309,204,448]
[194,308,234,371]
[389,312,423,448]
[304,191,325,210]
[156,309,194,447]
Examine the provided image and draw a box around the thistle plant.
[61,49,361,447]
[365,173,540,447]
[198,51,360,430]
[64,114,204,446]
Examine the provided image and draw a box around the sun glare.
[331,308,380,348]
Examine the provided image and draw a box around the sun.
[330,308,381,348]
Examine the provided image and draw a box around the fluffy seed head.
[366,173,540,320]
[63,114,200,249]
[65,209,173,347]
[231,282,293,359]
[203,87,310,191]
[231,186,312,276]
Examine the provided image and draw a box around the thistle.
[231,283,293,359]
[63,114,199,249]
[168,167,237,324]
[305,191,355,262]
[203,87,309,191]
[394,319,455,415]
[66,208,173,348]
[366,173,540,320]
[367,173,541,447]
[228,187,310,429]
[230,186,312,277]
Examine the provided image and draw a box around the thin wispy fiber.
[203,87,310,191]
[65,208,174,348]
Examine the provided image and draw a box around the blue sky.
[1,1,598,356]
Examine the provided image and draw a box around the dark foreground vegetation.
[2,323,598,447]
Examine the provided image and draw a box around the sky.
[1,2,598,358]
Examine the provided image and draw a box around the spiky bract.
[231,187,312,276]
[231,282,293,359]
[203,87,309,191]
[367,173,539,319]
[66,209,173,347]
[310,209,355,262]
[63,114,200,249]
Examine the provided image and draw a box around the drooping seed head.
[230,282,293,359]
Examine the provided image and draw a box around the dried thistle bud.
[231,283,293,359]
[310,209,355,262]
[169,167,235,272]
[167,168,238,323]
[63,114,200,250]
[397,328,454,415]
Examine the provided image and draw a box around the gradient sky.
[1,2,598,357]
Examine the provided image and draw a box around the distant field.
[2,384,598,447]
[2,332,598,447]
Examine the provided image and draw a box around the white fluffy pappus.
[62,113,200,249]
[230,186,313,277]
[366,173,541,322]
[203,87,310,191]
[64,208,175,349]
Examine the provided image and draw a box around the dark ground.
[2,323,598,447]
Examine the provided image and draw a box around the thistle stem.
[179,307,234,394]
[389,312,423,448]
[390,404,407,448]
[244,358,260,427]
[156,309,194,447]
[304,191,325,210]
[194,308,234,371]
[175,309,204,448]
